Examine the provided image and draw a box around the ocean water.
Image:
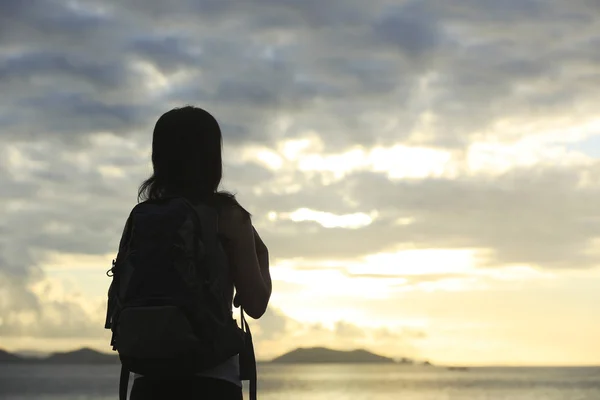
[0,364,599,400]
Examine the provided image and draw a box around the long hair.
[138,106,248,216]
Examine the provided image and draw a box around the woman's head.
[138,106,224,201]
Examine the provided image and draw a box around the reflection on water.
[1,364,599,400]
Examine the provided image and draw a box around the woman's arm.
[220,205,270,319]
[253,227,271,296]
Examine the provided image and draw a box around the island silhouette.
[0,347,119,364]
[272,347,397,364]
[0,347,427,365]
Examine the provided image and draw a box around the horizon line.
[2,346,600,368]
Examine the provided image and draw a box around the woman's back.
[118,106,271,400]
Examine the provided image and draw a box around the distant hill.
[42,348,118,364]
[0,348,118,364]
[14,350,49,359]
[271,347,398,364]
[0,349,24,363]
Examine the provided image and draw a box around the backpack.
[104,196,257,400]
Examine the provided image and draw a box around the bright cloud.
[269,208,377,229]
[231,130,593,187]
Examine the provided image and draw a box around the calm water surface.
[0,364,599,400]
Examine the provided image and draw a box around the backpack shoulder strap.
[119,365,129,400]
[117,213,134,255]
[184,200,222,279]
[239,308,258,400]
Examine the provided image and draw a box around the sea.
[0,363,599,400]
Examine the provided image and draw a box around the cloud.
[250,307,424,359]
[1,0,600,353]
[270,208,377,229]
[251,164,600,268]
[373,1,442,58]
[0,135,139,327]
[2,0,597,148]
[0,276,106,339]
[249,307,289,341]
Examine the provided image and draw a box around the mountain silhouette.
[271,347,398,364]
[0,349,24,363]
[0,348,118,364]
[43,348,118,364]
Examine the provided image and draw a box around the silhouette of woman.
[127,106,272,400]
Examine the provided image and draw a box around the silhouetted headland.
[43,348,119,364]
[0,349,24,363]
[271,347,400,364]
[0,348,118,364]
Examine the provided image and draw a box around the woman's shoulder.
[213,192,251,222]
